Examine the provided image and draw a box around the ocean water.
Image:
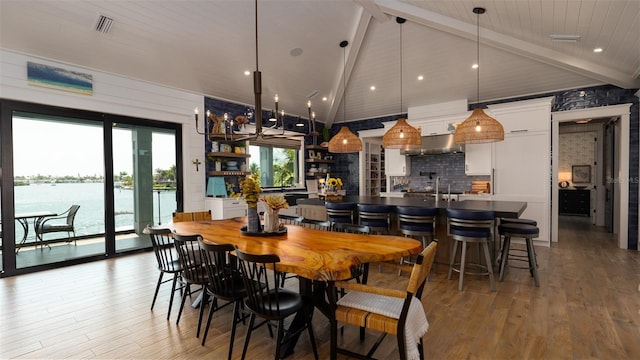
[11,182,176,238]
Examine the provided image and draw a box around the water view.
[12,182,177,239]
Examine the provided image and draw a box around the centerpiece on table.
[324,177,344,201]
[261,194,289,233]
[238,172,262,233]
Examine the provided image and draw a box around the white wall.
[0,49,206,211]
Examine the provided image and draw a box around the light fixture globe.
[328,126,362,153]
[454,108,504,144]
[382,118,421,149]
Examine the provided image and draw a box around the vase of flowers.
[239,173,262,233]
[261,194,289,233]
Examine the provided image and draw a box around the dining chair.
[36,204,80,245]
[235,248,319,360]
[299,217,331,231]
[331,242,437,360]
[332,223,371,285]
[146,225,183,321]
[172,210,212,223]
[198,239,251,358]
[173,233,208,329]
[277,214,303,226]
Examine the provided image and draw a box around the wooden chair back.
[172,210,212,223]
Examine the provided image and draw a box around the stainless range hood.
[400,134,464,155]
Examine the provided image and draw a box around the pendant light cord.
[476,10,480,109]
[399,19,403,115]
[343,44,346,122]
[255,0,259,71]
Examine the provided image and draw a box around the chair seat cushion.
[249,288,303,317]
[500,218,537,226]
[399,223,434,232]
[336,290,428,360]
[41,224,73,233]
[499,223,539,236]
[450,227,491,238]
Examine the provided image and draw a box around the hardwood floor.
[1,217,638,359]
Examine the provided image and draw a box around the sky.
[12,117,176,177]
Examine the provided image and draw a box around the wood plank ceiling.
[1,0,638,125]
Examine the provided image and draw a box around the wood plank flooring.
[1,216,638,359]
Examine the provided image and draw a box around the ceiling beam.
[354,0,389,23]
[326,8,373,126]
[375,0,640,89]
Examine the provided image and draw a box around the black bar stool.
[447,208,496,291]
[397,206,437,274]
[498,223,540,287]
[357,204,392,234]
[325,202,355,225]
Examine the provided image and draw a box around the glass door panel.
[12,112,105,269]
[113,124,176,253]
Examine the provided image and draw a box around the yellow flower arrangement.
[261,194,289,210]
[238,173,261,207]
[327,177,343,188]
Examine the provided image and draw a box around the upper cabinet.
[385,148,411,176]
[464,143,492,175]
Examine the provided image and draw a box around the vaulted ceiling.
[1,0,638,126]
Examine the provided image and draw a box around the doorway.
[551,104,631,249]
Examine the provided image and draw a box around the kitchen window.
[248,138,301,188]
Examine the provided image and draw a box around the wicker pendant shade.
[454,108,504,144]
[328,126,362,153]
[454,7,504,144]
[382,118,421,149]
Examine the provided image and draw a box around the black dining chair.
[235,248,319,360]
[198,239,252,359]
[146,226,183,321]
[173,233,208,329]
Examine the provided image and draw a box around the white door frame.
[552,104,632,249]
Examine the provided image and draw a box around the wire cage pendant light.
[329,40,362,153]
[383,17,421,150]
[454,7,504,144]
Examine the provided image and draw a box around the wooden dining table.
[170,217,423,358]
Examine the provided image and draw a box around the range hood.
[400,134,464,155]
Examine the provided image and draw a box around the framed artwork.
[27,61,93,95]
[572,165,591,183]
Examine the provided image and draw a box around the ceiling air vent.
[94,14,114,34]
[550,34,580,43]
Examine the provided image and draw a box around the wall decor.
[27,61,93,95]
[572,165,591,183]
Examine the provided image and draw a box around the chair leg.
[201,295,216,346]
[526,237,540,287]
[458,240,467,291]
[273,319,285,360]
[167,274,179,320]
[499,236,512,281]
[241,313,256,360]
[196,291,208,338]
[226,300,241,360]
[448,239,459,280]
[151,272,164,310]
[176,283,190,325]
[481,241,496,291]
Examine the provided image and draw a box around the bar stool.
[325,202,355,225]
[496,218,537,265]
[397,206,438,274]
[357,204,392,234]
[498,223,540,287]
[447,208,496,291]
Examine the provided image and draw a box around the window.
[249,142,300,188]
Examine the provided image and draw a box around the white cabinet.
[422,121,445,136]
[385,149,411,176]
[464,143,492,175]
[205,197,247,220]
[298,204,327,221]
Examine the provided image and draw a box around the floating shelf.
[208,171,251,176]
[207,152,250,158]
[305,159,335,164]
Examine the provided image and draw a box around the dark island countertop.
[297,196,527,218]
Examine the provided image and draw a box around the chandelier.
[194,0,315,142]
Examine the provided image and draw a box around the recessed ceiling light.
[244,70,251,76]
[593,47,603,53]
[370,85,376,91]
[290,48,303,57]
[472,63,479,69]
[322,97,327,101]
[417,75,424,81]
[550,34,580,42]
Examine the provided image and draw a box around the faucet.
[435,176,440,200]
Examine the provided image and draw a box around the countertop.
[297,196,527,218]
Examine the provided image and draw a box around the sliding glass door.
[0,100,182,276]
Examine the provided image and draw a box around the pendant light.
[454,7,504,144]
[329,40,363,153]
[382,17,421,150]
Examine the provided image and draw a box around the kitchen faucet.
[435,176,440,200]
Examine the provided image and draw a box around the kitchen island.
[296,196,527,265]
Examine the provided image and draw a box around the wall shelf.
[208,171,251,176]
[207,152,250,158]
